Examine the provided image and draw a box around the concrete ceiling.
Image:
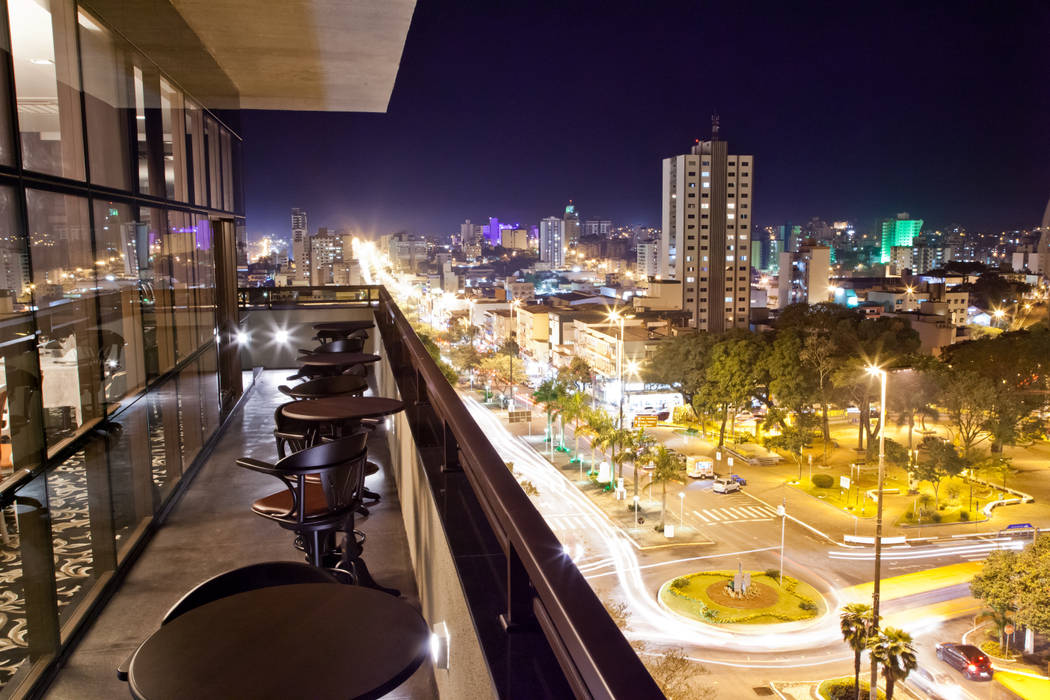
[82,0,416,112]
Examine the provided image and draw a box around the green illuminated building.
[879,214,923,263]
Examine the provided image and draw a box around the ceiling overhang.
[81,0,416,112]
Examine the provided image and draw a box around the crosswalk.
[691,502,778,524]
[545,513,603,532]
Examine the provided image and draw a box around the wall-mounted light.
[274,329,289,344]
[430,621,450,670]
[235,331,249,345]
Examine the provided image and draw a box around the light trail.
[828,539,1025,561]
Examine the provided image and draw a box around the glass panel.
[160,79,187,202]
[194,216,214,348]
[220,130,232,212]
[199,344,219,440]
[138,207,175,380]
[205,117,220,209]
[79,8,134,191]
[147,378,179,505]
[92,200,146,404]
[176,360,201,472]
[25,190,102,448]
[166,210,197,361]
[184,100,205,207]
[45,437,115,630]
[8,0,85,179]
[132,65,148,193]
[0,8,15,165]
[105,403,152,563]
[8,474,59,690]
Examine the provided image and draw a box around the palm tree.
[532,379,564,451]
[623,428,654,501]
[840,603,876,700]
[868,627,917,700]
[579,408,613,476]
[650,445,686,529]
[560,392,587,462]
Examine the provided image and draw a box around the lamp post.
[607,310,626,431]
[679,491,686,527]
[777,500,786,586]
[866,364,888,700]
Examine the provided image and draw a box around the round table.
[297,353,380,376]
[128,584,429,700]
[281,396,404,425]
[314,321,374,333]
[285,375,369,400]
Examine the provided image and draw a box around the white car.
[907,666,963,699]
[712,477,740,494]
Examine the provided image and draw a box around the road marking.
[692,509,710,522]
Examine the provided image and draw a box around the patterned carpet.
[0,428,169,689]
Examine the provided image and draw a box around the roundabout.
[658,570,825,625]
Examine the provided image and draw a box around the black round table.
[281,396,404,426]
[285,375,369,400]
[314,321,374,331]
[128,584,429,700]
[297,353,380,376]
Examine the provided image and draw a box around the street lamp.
[679,491,686,527]
[866,364,888,700]
[777,500,786,585]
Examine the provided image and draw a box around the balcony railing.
[239,285,662,699]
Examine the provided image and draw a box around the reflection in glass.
[8,0,85,179]
[185,101,206,207]
[79,8,133,190]
[25,190,101,447]
[160,79,187,201]
[138,208,176,380]
[0,8,15,165]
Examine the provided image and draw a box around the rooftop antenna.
[711,113,720,141]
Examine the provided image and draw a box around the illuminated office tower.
[563,202,580,248]
[879,212,923,264]
[539,216,565,267]
[291,207,309,280]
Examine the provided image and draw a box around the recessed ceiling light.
[30,59,54,66]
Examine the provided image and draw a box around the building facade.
[660,125,753,331]
[778,242,831,308]
[636,240,660,278]
[291,207,309,281]
[879,213,923,263]
[563,202,580,248]
[539,216,565,267]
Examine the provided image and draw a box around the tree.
[800,332,840,463]
[840,603,876,700]
[705,334,761,447]
[913,438,965,509]
[498,339,521,391]
[887,359,941,455]
[560,391,588,461]
[532,379,565,449]
[970,551,1018,649]
[865,437,910,471]
[579,408,614,476]
[558,357,595,396]
[762,330,816,431]
[764,422,814,481]
[1014,535,1050,637]
[650,445,686,529]
[622,428,655,500]
[867,627,917,700]
[939,370,994,459]
[643,332,717,405]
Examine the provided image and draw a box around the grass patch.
[659,570,822,624]
[980,639,1022,661]
[818,678,884,700]
[897,504,973,526]
[995,670,1050,700]
[789,467,910,518]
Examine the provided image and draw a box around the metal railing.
[370,287,662,699]
[238,285,379,308]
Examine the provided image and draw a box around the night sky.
[241,0,1050,242]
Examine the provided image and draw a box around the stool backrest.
[313,337,364,354]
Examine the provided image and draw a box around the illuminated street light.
[865,364,888,700]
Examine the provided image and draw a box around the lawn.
[659,570,822,624]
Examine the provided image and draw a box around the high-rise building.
[539,216,565,267]
[879,213,923,263]
[778,241,831,308]
[660,118,753,331]
[488,217,501,246]
[563,203,580,248]
[309,227,346,285]
[291,207,309,281]
[636,241,660,278]
[583,219,612,237]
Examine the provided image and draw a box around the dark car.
[730,474,747,486]
[935,643,993,680]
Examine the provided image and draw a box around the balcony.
[36,286,659,699]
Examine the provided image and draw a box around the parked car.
[687,458,715,479]
[730,474,747,486]
[712,477,740,494]
[908,666,963,699]
[935,643,993,680]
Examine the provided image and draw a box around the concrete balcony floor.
[43,369,437,699]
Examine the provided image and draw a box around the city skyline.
[241,0,1049,240]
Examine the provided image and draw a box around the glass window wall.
[8,0,84,179]
[79,8,134,191]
